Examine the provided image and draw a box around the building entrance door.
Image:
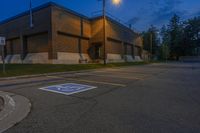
[94,44,101,59]
[88,43,102,60]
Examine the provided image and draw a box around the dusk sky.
[0,0,200,31]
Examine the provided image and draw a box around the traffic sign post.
[0,37,6,74]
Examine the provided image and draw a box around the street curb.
[0,91,31,133]
[0,63,149,81]
[0,97,4,112]
[0,69,94,81]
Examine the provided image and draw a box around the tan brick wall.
[52,7,81,36]
[51,6,91,56]
[107,40,123,54]
[134,36,143,47]
[134,46,141,56]
[0,6,51,60]
[56,34,79,53]
[126,44,133,55]
[83,20,91,38]
[5,38,21,55]
[52,6,91,37]
[5,40,12,55]
[0,7,51,39]
[91,18,103,43]
[0,4,141,63]
[107,19,134,44]
[27,33,48,53]
[91,18,135,56]
[81,39,90,54]
[12,39,21,54]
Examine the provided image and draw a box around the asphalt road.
[0,62,200,133]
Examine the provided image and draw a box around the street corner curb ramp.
[0,91,31,133]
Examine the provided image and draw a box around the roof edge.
[0,2,90,25]
[91,16,138,34]
[0,2,140,34]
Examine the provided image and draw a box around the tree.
[183,16,200,55]
[158,44,170,60]
[168,14,184,60]
[159,15,200,59]
[160,25,169,46]
[142,31,150,51]
[142,25,160,58]
[159,25,170,60]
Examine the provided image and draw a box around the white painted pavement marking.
[66,78,127,87]
[46,76,127,87]
[76,73,144,80]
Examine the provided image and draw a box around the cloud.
[193,9,200,17]
[127,17,141,25]
[126,0,186,31]
[152,10,187,24]
[149,0,187,26]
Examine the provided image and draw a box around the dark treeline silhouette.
[142,14,200,60]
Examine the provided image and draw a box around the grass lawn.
[0,62,149,77]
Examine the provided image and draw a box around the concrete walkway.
[0,91,31,133]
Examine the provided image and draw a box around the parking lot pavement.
[0,62,200,133]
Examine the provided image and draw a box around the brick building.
[0,2,143,64]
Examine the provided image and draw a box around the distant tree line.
[142,14,200,60]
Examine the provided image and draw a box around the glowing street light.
[112,0,122,5]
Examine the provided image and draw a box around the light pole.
[103,0,106,65]
[30,0,34,28]
[150,33,153,61]
[165,44,168,63]
[101,0,121,65]
[150,31,160,61]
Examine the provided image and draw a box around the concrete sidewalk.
[0,91,31,133]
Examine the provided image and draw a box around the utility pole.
[103,0,106,65]
[30,0,34,28]
[150,33,153,61]
[165,44,168,63]
[100,0,121,64]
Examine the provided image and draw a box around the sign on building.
[0,37,6,46]
[39,83,97,95]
